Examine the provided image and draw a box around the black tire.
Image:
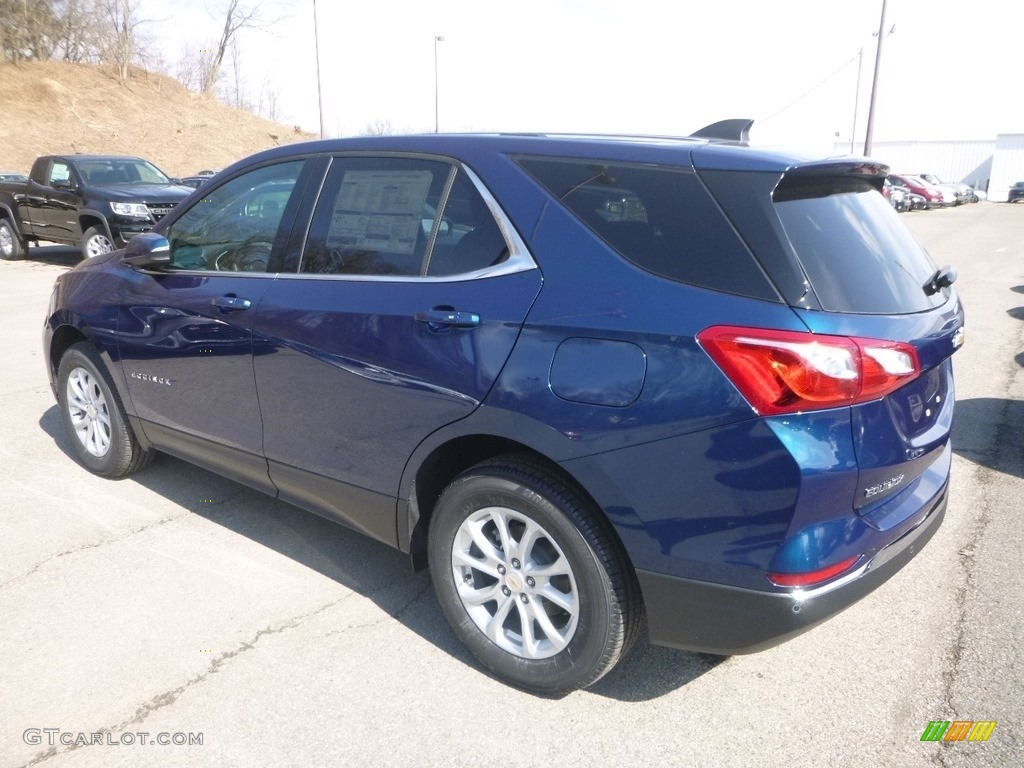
[428,454,643,694]
[82,226,114,259]
[57,342,154,477]
[0,218,25,261]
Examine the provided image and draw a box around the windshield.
[78,159,171,186]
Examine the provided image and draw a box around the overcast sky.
[146,0,1022,151]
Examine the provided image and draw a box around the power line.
[758,53,861,126]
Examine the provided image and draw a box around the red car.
[889,175,947,209]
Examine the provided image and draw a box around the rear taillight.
[697,326,920,416]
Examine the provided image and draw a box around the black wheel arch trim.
[0,203,25,238]
[78,210,114,241]
[396,405,648,569]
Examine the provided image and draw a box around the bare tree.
[361,119,394,136]
[200,0,266,97]
[256,75,281,122]
[52,0,99,63]
[94,0,147,82]
[0,0,59,62]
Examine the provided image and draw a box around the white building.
[840,134,1024,202]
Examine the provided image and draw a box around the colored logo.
[920,720,996,742]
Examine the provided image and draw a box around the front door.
[116,159,308,492]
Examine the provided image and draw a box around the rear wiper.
[923,265,957,296]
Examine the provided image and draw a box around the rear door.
[252,154,541,545]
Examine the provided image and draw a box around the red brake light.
[697,326,920,415]
[768,555,860,587]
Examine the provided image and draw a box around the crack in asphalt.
[17,592,358,767]
[0,514,182,591]
[16,577,430,767]
[1,485,251,592]
[320,578,433,638]
[933,336,1021,767]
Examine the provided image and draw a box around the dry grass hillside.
[0,61,316,177]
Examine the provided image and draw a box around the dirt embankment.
[0,61,315,177]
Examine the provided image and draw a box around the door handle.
[415,308,480,330]
[211,295,252,312]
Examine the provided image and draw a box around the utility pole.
[434,35,444,133]
[863,0,889,156]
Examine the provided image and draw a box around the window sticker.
[50,164,71,183]
[328,170,433,255]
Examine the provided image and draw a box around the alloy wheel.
[65,366,112,457]
[451,505,579,659]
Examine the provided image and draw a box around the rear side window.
[301,157,508,277]
[773,177,944,314]
[515,156,777,300]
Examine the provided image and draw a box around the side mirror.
[123,232,171,268]
[51,178,73,190]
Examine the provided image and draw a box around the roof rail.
[689,119,754,143]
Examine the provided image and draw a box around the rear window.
[773,177,944,314]
[515,157,777,300]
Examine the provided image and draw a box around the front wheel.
[0,219,25,260]
[428,455,642,694]
[82,226,114,259]
[58,343,153,477]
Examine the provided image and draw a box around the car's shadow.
[38,405,721,701]
[952,396,1024,479]
[22,243,81,267]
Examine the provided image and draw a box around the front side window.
[48,162,72,186]
[166,161,303,272]
[301,156,508,277]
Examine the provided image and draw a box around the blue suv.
[44,123,964,693]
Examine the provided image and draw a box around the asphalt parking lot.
[1,204,1022,768]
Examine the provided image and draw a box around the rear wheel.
[82,226,114,259]
[0,219,25,260]
[58,343,153,477]
[428,454,642,694]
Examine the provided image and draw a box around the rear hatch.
[696,155,964,528]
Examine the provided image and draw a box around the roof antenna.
[689,119,754,142]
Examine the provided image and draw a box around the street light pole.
[434,35,444,133]
[313,0,325,139]
[863,0,889,156]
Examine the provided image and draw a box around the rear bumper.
[638,482,947,654]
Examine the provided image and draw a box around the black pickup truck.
[0,154,192,260]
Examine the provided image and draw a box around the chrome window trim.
[287,154,538,283]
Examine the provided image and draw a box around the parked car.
[0,155,192,261]
[0,171,28,183]
[1008,181,1024,203]
[914,173,973,205]
[890,179,928,211]
[883,178,909,212]
[43,126,964,694]
[177,169,219,189]
[889,174,947,208]
[177,176,210,189]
